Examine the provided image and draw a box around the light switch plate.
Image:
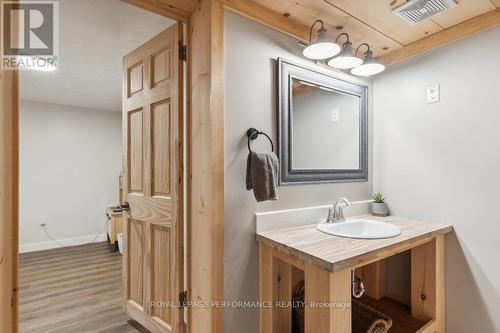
[426,84,440,104]
[332,108,340,122]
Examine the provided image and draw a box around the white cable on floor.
[41,215,109,248]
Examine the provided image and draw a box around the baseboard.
[19,233,108,253]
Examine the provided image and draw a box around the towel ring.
[246,128,274,153]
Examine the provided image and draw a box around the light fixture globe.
[350,45,385,76]
[351,62,385,76]
[303,20,341,60]
[328,54,363,69]
[303,38,341,60]
[328,34,363,69]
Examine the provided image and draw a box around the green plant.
[372,192,385,203]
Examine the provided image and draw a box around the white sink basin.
[316,218,402,239]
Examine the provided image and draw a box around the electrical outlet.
[426,84,440,104]
[40,216,48,227]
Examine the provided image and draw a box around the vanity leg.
[304,263,351,333]
[435,235,445,333]
[259,243,273,333]
[411,235,445,332]
[272,257,292,333]
[259,243,293,333]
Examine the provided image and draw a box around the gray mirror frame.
[277,58,368,185]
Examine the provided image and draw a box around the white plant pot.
[370,202,389,217]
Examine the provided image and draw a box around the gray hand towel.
[246,151,279,202]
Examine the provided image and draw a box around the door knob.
[120,202,130,211]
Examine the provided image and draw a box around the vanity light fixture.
[351,43,386,76]
[302,20,341,60]
[328,33,363,69]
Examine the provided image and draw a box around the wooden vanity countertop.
[256,215,452,273]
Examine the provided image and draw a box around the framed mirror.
[277,58,368,185]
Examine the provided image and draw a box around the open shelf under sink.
[359,295,426,333]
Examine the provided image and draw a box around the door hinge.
[179,290,188,307]
[179,44,187,62]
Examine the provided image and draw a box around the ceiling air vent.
[392,0,456,25]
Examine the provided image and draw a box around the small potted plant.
[370,193,389,216]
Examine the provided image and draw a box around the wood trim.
[185,16,193,333]
[122,0,191,23]
[124,0,310,43]
[189,1,224,332]
[173,22,186,333]
[0,1,19,331]
[0,67,19,333]
[218,0,309,43]
[380,8,500,66]
[415,319,437,333]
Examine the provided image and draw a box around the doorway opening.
[18,1,183,332]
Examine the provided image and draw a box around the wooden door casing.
[122,24,183,333]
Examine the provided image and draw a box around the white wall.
[20,100,122,252]
[374,27,500,332]
[224,11,372,333]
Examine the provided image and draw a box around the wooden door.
[122,24,184,333]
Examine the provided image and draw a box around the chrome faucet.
[325,206,335,223]
[333,197,352,223]
[325,198,372,223]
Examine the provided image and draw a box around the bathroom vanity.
[256,214,452,333]
[268,58,453,332]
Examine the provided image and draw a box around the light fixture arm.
[355,43,371,57]
[335,32,350,44]
[308,19,325,44]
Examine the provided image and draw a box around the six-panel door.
[122,24,183,333]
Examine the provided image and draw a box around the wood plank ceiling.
[124,0,198,22]
[252,0,499,58]
[148,0,500,65]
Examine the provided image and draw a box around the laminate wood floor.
[19,242,150,333]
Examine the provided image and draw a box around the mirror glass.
[291,79,360,170]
